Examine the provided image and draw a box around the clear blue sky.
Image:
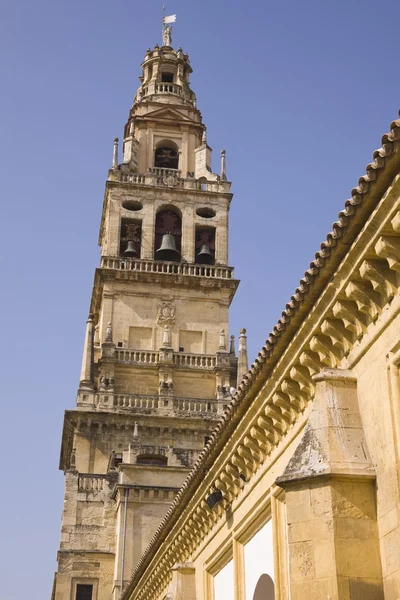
[1,0,399,597]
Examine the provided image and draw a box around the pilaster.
[277,368,383,600]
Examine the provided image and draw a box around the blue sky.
[1,0,399,597]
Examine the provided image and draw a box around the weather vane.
[162,4,176,47]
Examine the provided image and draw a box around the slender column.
[237,328,248,386]
[112,138,119,169]
[79,313,95,390]
[220,149,227,180]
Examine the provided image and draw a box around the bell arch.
[154,139,179,170]
[154,206,182,262]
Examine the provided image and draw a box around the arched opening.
[136,454,168,467]
[119,218,142,258]
[154,140,179,170]
[253,574,274,600]
[195,226,215,265]
[155,207,182,262]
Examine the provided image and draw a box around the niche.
[119,219,142,258]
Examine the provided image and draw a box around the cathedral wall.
[173,370,215,398]
[348,307,400,596]
[114,367,159,395]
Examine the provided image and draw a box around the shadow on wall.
[253,574,274,600]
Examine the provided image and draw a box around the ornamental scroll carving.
[157,301,176,325]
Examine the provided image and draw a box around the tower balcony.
[114,348,219,369]
[135,81,196,107]
[93,393,227,416]
[108,167,232,193]
[100,256,235,280]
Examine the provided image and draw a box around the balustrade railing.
[113,395,159,409]
[155,83,183,95]
[116,349,159,364]
[116,170,231,193]
[175,398,218,413]
[95,392,219,414]
[78,474,106,492]
[173,353,217,369]
[100,257,234,279]
[147,167,181,178]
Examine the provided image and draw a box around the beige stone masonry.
[277,369,382,600]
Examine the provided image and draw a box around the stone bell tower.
[52,33,241,600]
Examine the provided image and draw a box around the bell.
[197,244,213,265]
[156,233,180,262]
[124,240,137,257]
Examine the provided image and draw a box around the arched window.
[154,140,179,170]
[154,207,182,262]
[195,226,215,265]
[136,454,167,466]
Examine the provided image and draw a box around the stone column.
[276,368,383,600]
[79,313,94,390]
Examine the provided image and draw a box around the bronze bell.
[124,240,137,257]
[156,233,180,262]
[197,244,213,265]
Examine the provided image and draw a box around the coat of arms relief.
[157,301,176,325]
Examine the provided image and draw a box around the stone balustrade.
[173,353,216,369]
[78,474,106,492]
[100,257,235,279]
[113,347,219,370]
[116,349,159,364]
[154,83,183,95]
[95,392,220,415]
[116,170,231,193]
[174,398,219,413]
[112,395,159,409]
[147,167,181,178]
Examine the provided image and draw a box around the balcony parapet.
[94,393,226,415]
[116,349,159,364]
[108,167,231,193]
[114,348,220,370]
[78,473,107,492]
[100,257,235,280]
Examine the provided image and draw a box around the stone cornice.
[121,112,400,600]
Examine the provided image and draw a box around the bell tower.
[53,32,240,600]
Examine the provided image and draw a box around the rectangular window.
[214,559,234,600]
[76,584,93,600]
